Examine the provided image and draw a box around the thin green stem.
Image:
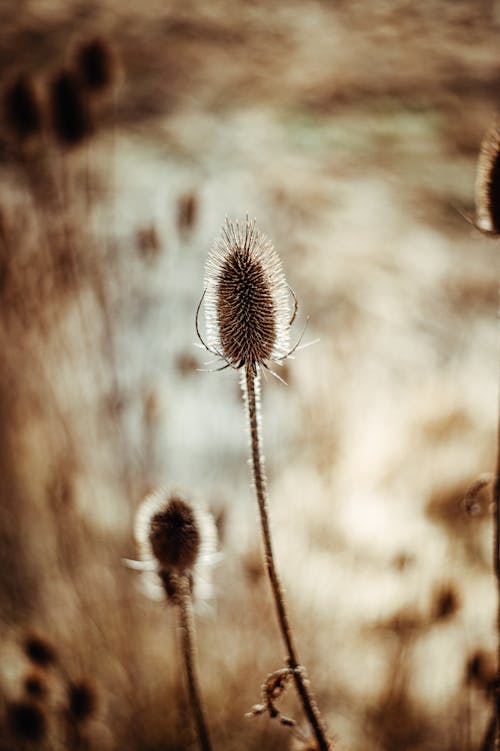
[243,364,331,751]
[177,574,213,751]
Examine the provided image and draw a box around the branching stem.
[243,364,331,751]
[177,573,213,751]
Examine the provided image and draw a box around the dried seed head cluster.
[203,218,292,372]
[475,117,500,235]
[134,488,217,602]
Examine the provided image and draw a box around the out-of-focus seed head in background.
[0,2,499,749]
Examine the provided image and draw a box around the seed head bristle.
[475,117,500,234]
[49,69,92,147]
[134,488,217,602]
[4,73,43,142]
[204,218,291,370]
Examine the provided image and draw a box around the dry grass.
[0,2,499,749]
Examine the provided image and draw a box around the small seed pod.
[75,37,117,92]
[203,218,292,372]
[3,73,43,143]
[49,69,92,147]
[134,488,217,602]
[475,117,500,235]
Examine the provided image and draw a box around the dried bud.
[204,218,292,371]
[75,37,117,92]
[134,488,217,602]
[4,73,42,142]
[475,117,500,235]
[49,69,92,147]
[7,700,47,742]
[24,632,57,668]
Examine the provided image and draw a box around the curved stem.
[243,365,331,751]
[177,574,213,751]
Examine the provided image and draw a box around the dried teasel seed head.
[204,218,291,371]
[149,496,201,571]
[23,632,58,668]
[49,69,92,147]
[4,73,43,142]
[68,679,98,723]
[75,37,117,92]
[7,700,47,742]
[134,488,217,602]
[475,117,500,235]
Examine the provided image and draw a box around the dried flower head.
[4,73,43,143]
[75,37,117,92]
[202,218,293,373]
[474,117,500,235]
[7,700,47,742]
[132,488,217,603]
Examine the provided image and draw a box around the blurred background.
[1,1,500,749]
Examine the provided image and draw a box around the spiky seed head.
[7,701,47,742]
[49,69,92,147]
[204,218,291,370]
[4,73,43,142]
[475,117,500,234]
[134,488,217,602]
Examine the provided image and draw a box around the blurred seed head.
[68,679,98,723]
[204,218,291,371]
[75,37,117,92]
[134,488,217,602]
[149,496,201,571]
[23,671,48,700]
[4,73,43,143]
[177,192,198,232]
[475,117,500,235]
[49,69,93,147]
[431,583,460,622]
[24,632,58,668]
[7,700,47,742]
[465,649,496,689]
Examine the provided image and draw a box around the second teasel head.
[134,488,217,602]
[202,218,293,373]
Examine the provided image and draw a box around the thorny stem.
[177,573,213,751]
[243,365,331,751]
